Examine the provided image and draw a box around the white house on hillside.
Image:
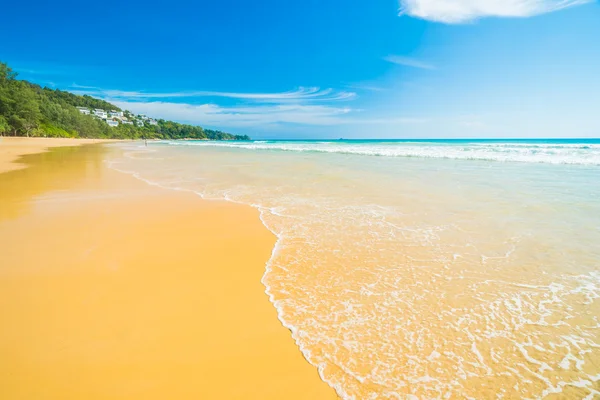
[107,120,119,127]
[148,119,158,126]
[109,111,123,118]
[77,107,90,115]
[135,120,144,127]
[94,109,107,119]
[122,120,133,125]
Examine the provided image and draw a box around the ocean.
[109,139,600,399]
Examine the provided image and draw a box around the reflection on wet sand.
[0,142,337,400]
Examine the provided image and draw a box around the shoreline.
[0,140,337,399]
[111,156,339,398]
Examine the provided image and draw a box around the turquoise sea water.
[110,138,600,399]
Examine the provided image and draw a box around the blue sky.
[1,0,599,139]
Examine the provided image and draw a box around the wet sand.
[0,137,113,173]
[0,140,336,399]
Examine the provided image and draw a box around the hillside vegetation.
[0,62,249,140]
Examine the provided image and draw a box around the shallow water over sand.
[110,140,600,399]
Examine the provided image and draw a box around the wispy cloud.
[111,101,352,127]
[70,83,99,90]
[70,82,421,129]
[398,0,592,23]
[110,100,424,128]
[70,86,356,102]
[384,55,435,70]
[345,83,389,92]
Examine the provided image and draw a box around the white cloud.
[398,0,592,23]
[384,55,435,70]
[70,81,422,130]
[70,83,376,128]
[111,100,424,128]
[71,86,356,102]
[345,83,389,92]
[112,101,353,127]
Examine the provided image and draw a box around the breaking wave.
[160,139,600,165]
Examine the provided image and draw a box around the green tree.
[0,63,17,83]
[0,115,9,136]
[0,61,250,140]
[8,81,42,136]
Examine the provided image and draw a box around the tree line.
[0,62,250,140]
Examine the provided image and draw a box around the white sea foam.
[158,140,600,165]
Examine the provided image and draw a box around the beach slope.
[0,139,336,399]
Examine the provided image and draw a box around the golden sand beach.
[0,137,112,173]
[0,138,336,399]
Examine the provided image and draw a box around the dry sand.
[0,139,336,399]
